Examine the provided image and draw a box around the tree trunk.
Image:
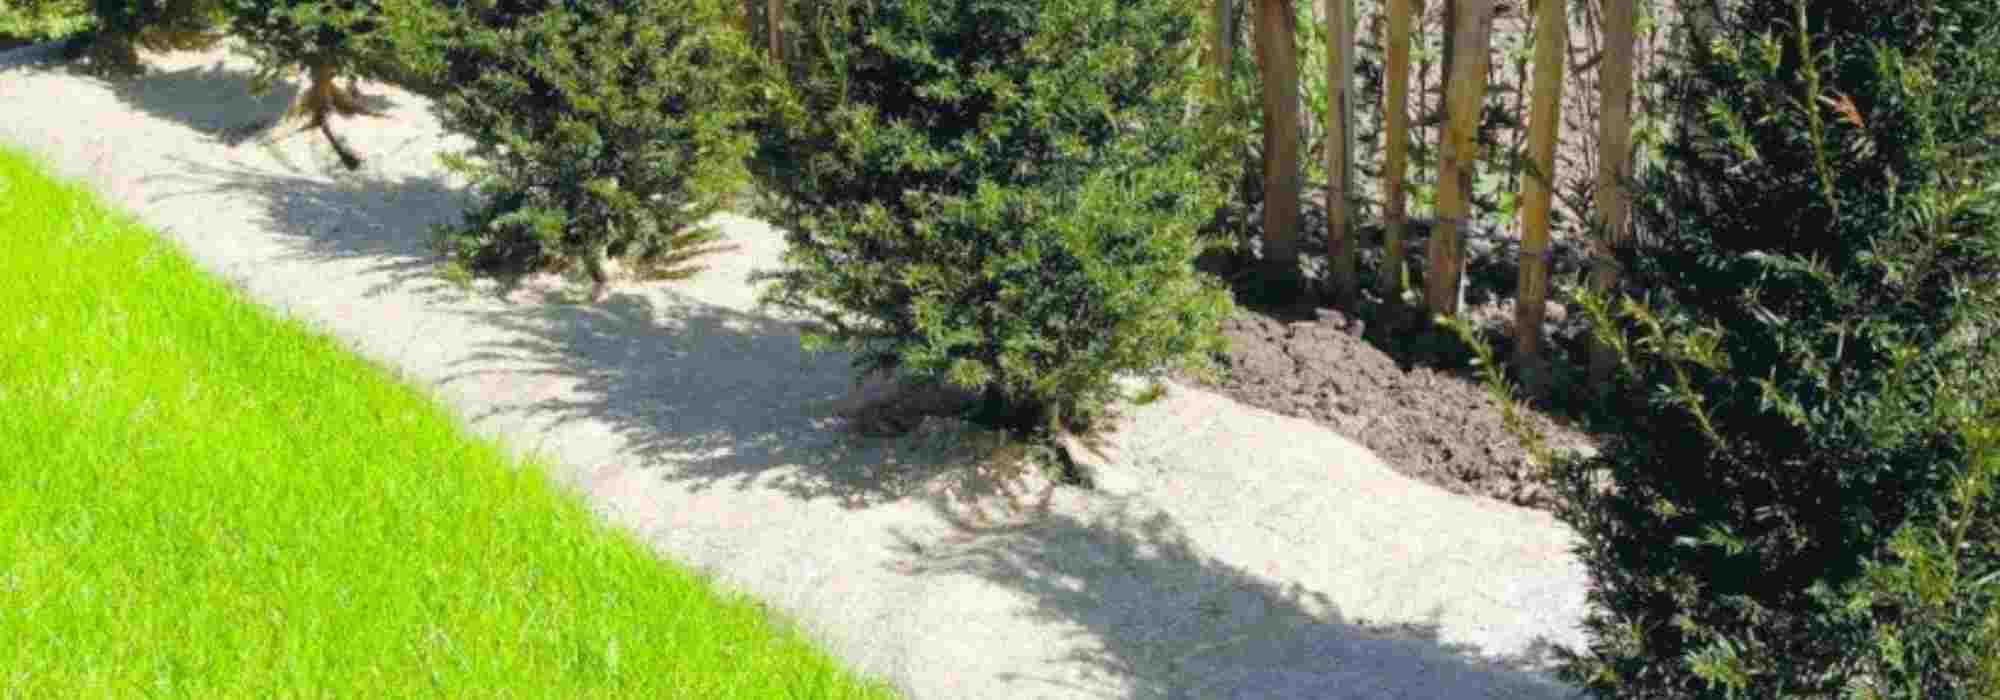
[297,61,364,170]
[1325,0,1359,311]
[1437,0,1455,191]
[1426,0,1491,320]
[1512,0,1564,395]
[1434,0,1474,227]
[1255,0,1305,300]
[1380,0,1415,308]
[1588,0,1636,386]
[1209,0,1235,99]
[766,0,785,64]
[1210,1,1258,223]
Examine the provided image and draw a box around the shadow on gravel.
[142,152,1030,511]
[136,149,1589,699]
[95,59,300,143]
[141,154,471,303]
[895,497,1586,700]
[81,48,399,145]
[435,285,1064,511]
[0,38,69,74]
[93,64,1587,699]
[437,276,1587,698]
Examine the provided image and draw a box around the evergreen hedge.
[750,0,1238,452]
[428,0,760,299]
[1510,1,2000,696]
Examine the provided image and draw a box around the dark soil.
[1177,193,1612,515]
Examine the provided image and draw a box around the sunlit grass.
[0,142,900,699]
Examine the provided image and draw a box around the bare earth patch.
[1182,194,1608,515]
[1177,303,1602,513]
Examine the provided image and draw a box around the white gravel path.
[2,39,1595,699]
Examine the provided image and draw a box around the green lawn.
[0,143,900,697]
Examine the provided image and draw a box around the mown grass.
[0,142,901,698]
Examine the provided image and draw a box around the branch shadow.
[437,285,1022,509]
[97,59,300,144]
[894,493,1588,699]
[91,65,1592,697]
[431,265,1591,697]
[139,153,472,304]
[137,148,1031,511]
[0,38,398,153]
[0,36,73,74]
[80,45,400,146]
[128,150,1593,698]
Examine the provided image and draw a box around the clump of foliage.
[0,0,96,44]
[751,0,1238,457]
[1454,0,2000,696]
[353,0,557,101]
[66,0,229,76]
[428,0,760,300]
[224,0,416,169]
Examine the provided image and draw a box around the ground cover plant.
[0,142,901,699]
[751,0,1239,466]
[428,0,759,300]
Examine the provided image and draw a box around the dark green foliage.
[90,0,225,50]
[357,0,562,101]
[1533,0,2000,696]
[70,0,228,75]
[0,0,96,43]
[751,0,1237,439]
[1805,420,2000,698]
[429,0,759,296]
[223,0,394,96]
